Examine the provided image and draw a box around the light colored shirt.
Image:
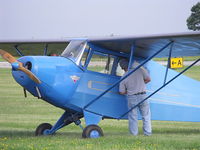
[119,67,150,96]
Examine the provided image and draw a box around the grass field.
[0,67,200,150]
[153,56,200,61]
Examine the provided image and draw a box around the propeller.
[0,49,41,84]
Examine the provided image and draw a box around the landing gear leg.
[35,110,83,136]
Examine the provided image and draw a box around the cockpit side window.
[87,51,114,75]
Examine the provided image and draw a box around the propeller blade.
[0,49,17,63]
[0,49,41,84]
[18,63,41,84]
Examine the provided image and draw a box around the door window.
[87,52,114,75]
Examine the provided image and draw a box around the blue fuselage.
[12,56,84,110]
[12,56,200,122]
[12,56,127,118]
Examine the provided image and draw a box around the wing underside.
[90,33,200,58]
[0,32,200,58]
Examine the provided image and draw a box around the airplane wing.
[0,32,200,57]
[89,32,200,58]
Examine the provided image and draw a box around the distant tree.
[187,2,200,31]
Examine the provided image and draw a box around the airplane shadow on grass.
[153,128,200,135]
[0,130,81,138]
[1,128,200,138]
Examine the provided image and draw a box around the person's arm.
[144,76,151,84]
[119,91,127,95]
[119,80,127,95]
[141,68,151,84]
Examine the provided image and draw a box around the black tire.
[35,123,52,136]
[82,124,104,138]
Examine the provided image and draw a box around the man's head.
[119,59,129,71]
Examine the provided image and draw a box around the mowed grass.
[153,56,200,61]
[0,67,200,150]
[175,66,200,81]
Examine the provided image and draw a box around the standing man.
[119,59,152,136]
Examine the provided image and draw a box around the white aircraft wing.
[89,32,200,58]
[0,32,200,57]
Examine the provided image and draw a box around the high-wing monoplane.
[0,32,200,138]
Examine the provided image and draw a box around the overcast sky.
[0,0,199,40]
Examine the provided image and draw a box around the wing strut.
[44,44,48,56]
[128,43,136,70]
[83,41,173,111]
[14,45,24,56]
[163,42,174,84]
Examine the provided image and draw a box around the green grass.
[153,56,200,61]
[0,68,200,150]
[0,57,19,62]
[0,43,67,57]
[174,66,200,81]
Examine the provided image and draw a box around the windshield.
[61,41,87,65]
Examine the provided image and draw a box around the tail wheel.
[82,124,103,138]
[35,123,52,136]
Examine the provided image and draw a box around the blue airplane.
[0,32,200,138]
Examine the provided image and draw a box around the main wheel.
[35,123,52,136]
[82,124,103,138]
